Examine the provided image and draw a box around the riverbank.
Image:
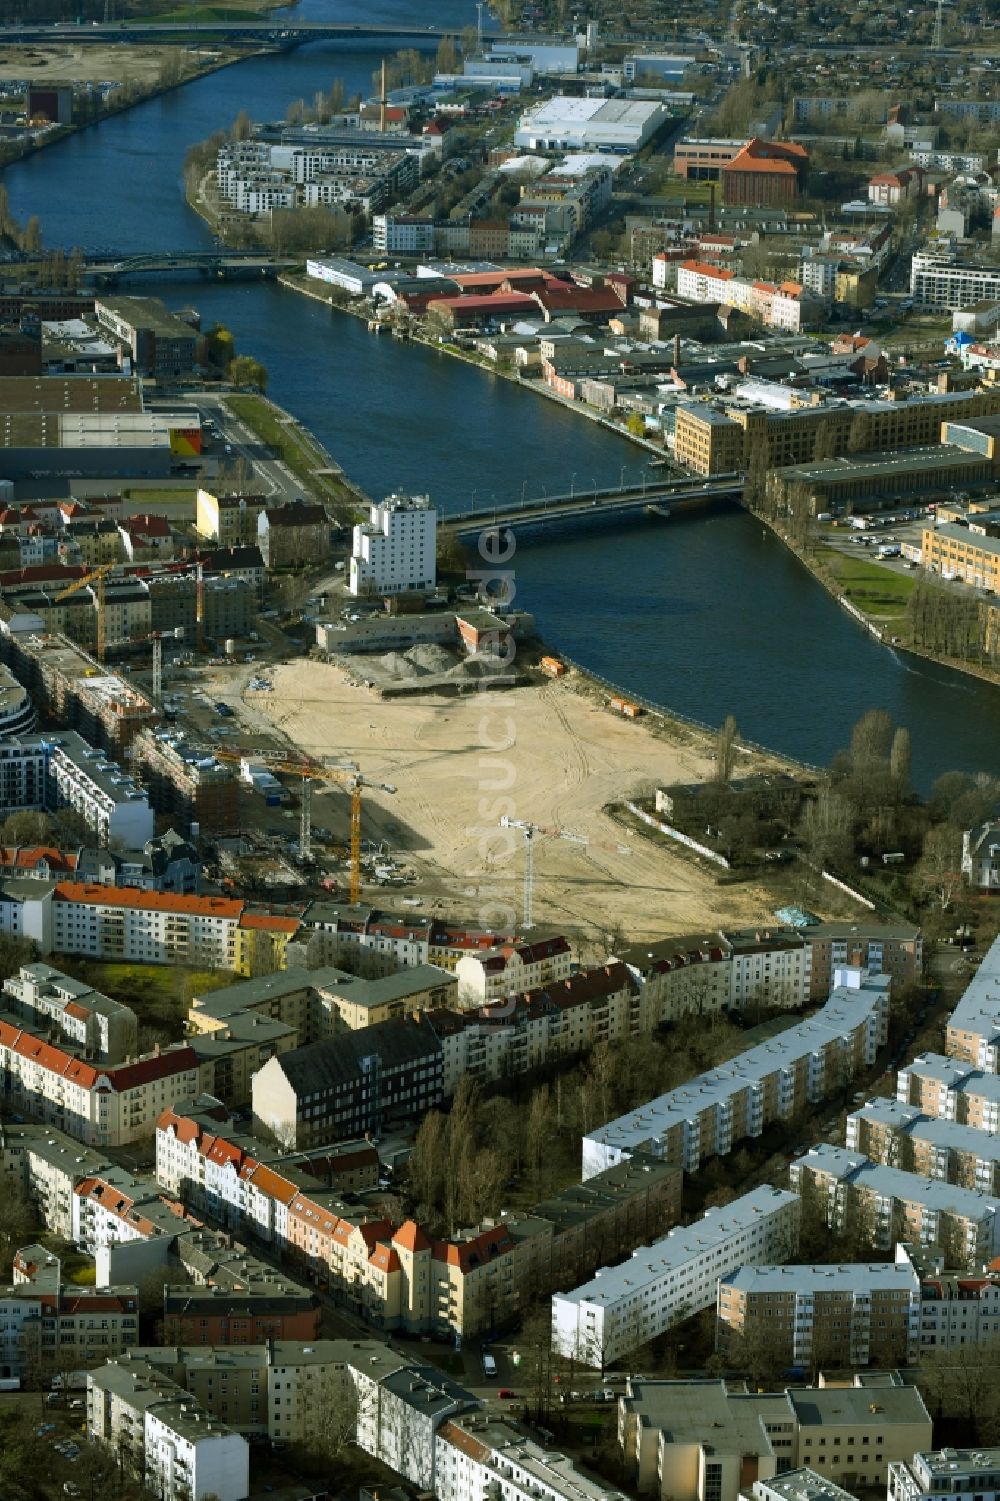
[0,47,243,178]
[764,514,1000,691]
[276,270,668,460]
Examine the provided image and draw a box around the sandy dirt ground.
[230,657,786,948]
[0,44,218,87]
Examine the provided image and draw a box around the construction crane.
[54,563,115,663]
[215,749,395,902]
[499,816,630,931]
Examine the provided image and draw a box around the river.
[3,1,1000,787]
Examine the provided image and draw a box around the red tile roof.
[393,1219,432,1253]
[53,882,245,917]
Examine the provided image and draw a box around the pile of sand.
[375,651,420,681]
[408,643,458,674]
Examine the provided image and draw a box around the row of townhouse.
[847,1097,1000,1195]
[897,1052,1000,1130]
[0,1122,328,1347]
[581,969,890,1179]
[551,1186,800,1368]
[789,1144,1000,1269]
[944,931,1000,1069]
[620,1376,932,1501]
[157,1095,682,1342]
[0,1244,138,1383]
[429,964,644,1092]
[89,1339,630,1501]
[673,259,824,331]
[618,920,920,1021]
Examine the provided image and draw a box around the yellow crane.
[215,749,395,904]
[53,562,115,663]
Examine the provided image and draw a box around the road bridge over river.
[81,251,300,284]
[445,473,745,536]
[0,20,447,47]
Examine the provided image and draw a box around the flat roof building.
[945,933,1000,1069]
[790,1143,1000,1268]
[514,96,667,154]
[582,970,889,1178]
[551,1185,800,1366]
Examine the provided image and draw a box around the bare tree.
[715,714,739,784]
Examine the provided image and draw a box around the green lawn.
[822,547,917,619]
[63,961,237,1043]
[226,393,360,513]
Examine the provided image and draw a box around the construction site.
[200,652,790,946]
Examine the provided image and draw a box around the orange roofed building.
[721,137,809,207]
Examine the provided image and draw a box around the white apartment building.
[910,252,1000,310]
[582,970,889,1179]
[676,259,819,332]
[455,936,573,1005]
[3,960,138,1064]
[963,822,1000,893]
[50,884,243,967]
[0,1123,118,1239]
[918,1272,1000,1351]
[349,492,437,597]
[0,731,153,846]
[0,1015,204,1146]
[88,1363,249,1501]
[890,1448,1000,1501]
[437,1416,629,1501]
[551,1185,800,1366]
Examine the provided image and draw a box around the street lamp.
[521,479,528,506]
[592,477,598,501]
[570,472,577,498]
[471,489,477,513]
[620,464,627,492]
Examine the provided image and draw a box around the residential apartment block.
[195,489,267,548]
[132,728,240,834]
[963,822,1000,893]
[551,1186,800,1367]
[582,970,889,1179]
[0,1250,138,1383]
[890,1447,1000,1501]
[804,921,923,1001]
[717,1255,922,1370]
[1,629,157,756]
[676,260,820,332]
[898,1053,1000,1130]
[790,1144,1000,1268]
[430,963,643,1092]
[349,493,437,597]
[88,1360,249,1501]
[620,1378,931,1501]
[455,935,572,1004]
[3,960,137,1063]
[257,500,330,570]
[944,933,1000,1069]
[911,251,1000,310]
[847,1097,1000,1194]
[0,1017,203,1146]
[252,1013,445,1147]
[157,1099,681,1342]
[0,730,154,847]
